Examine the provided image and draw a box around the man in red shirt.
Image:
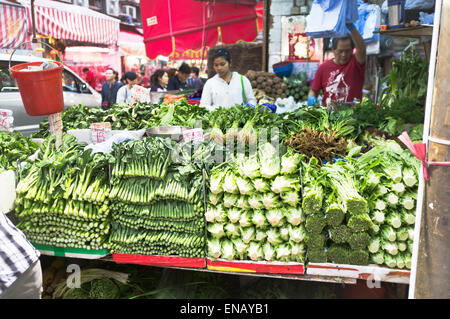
[308,24,366,107]
[82,67,96,90]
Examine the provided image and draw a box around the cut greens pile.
[206,144,307,263]
[107,137,205,257]
[15,134,111,250]
[0,131,38,173]
[31,100,202,138]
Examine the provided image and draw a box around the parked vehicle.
[0,53,101,135]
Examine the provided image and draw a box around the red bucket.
[10,61,64,116]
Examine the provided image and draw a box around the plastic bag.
[405,0,435,10]
[419,11,434,24]
[306,0,358,38]
[317,0,341,11]
[355,0,381,43]
[84,132,139,154]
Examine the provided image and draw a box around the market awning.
[0,0,31,49]
[140,0,258,59]
[18,0,120,45]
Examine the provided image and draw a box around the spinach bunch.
[380,47,428,108]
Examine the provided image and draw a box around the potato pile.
[246,70,288,104]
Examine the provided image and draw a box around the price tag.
[0,109,13,132]
[90,122,112,144]
[48,112,63,149]
[183,128,204,144]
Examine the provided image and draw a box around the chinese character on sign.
[0,109,13,132]
[147,16,158,26]
[183,128,204,144]
[90,122,112,144]
[49,112,63,148]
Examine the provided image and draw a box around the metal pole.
[200,1,216,74]
[30,0,37,42]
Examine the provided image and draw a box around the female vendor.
[200,49,256,110]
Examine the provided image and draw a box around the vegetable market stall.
[2,37,436,289]
[2,97,425,286]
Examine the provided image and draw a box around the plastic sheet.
[306,0,358,38]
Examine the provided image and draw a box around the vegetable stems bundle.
[15,134,111,251]
[108,137,205,257]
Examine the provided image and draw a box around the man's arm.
[347,24,366,65]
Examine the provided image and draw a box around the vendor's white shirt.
[116,85,132,104]
[200,72,256,110]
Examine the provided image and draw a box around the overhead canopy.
[140,0,258,59]
[19,0,120,45]
[0,1,31,49]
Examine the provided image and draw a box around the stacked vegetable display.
[15,134,111,250]
[206,143,307,263]
[302,157,372,265]
[108,137,205,257]
[355,139,419,269]
[300,139,419,268]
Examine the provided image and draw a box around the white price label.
[0,109,13,132]
[48,112,63,148]
[183,128,204,144]
[90,122,112,144]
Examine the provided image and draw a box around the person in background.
[167,63,191,91]
[82,67,96,89]
[308,23,366,107]
[101,68,124,110]
[187,66,204,90]
[150,69,169,92]
[116,71,138,104]
[113,71,119,82]
[200,49,256,110]
[0,211,42,299]
[140,71,150,88]
[167,68,177,80]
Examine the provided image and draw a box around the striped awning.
[19,0,120,45]
[0,1,31,49]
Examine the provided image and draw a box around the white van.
[0,53,101,135]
